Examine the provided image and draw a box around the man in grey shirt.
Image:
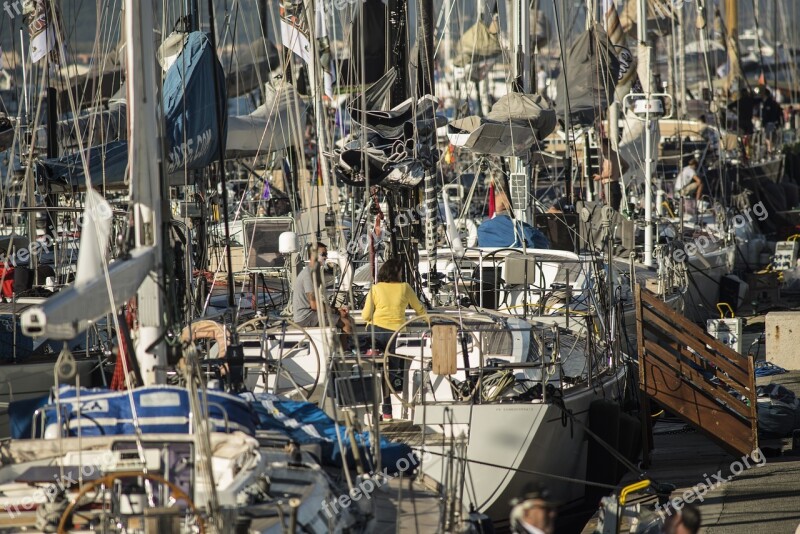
[292,242,354,339]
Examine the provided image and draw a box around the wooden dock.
[580,298,800,534]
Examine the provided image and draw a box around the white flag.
[26,0,57,63]
[280,7,334,99]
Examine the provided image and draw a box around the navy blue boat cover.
[37,31,226,190]
[17,388,413,475]
[246,392,415,475]
[35,386,255,437]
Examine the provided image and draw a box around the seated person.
[477,188,550,249]
[592,138,629,212]
[292,242,354,341]
[361,258,427,420]
[674,159,704,200]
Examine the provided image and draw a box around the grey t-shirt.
[292,266,317,325]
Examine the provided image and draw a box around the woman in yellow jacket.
[361,257,427,419]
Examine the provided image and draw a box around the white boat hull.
[416,366,627,524]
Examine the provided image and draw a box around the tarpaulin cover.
[448,93,556,157]
[33,386,256,437]
[247,392,415,474]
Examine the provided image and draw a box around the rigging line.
[412,446,621,490]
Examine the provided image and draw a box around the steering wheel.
[58,471,205,533]
[237,317,322,401]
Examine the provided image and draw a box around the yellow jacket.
[361,282,427,331]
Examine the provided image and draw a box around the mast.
[510,0,532,223]
[638,0,655,267]
[724,0,742,87]
[126,0,168,385]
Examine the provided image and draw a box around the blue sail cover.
[37,31,225,190]
[29,386,256,438]
[163,31,226,173]
[36,141,129,191]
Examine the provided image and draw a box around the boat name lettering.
[168,128,214,172]
[80,399,109,413]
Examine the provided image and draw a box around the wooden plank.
[640,288,748,366]
[642,355,753,457]
[431,324,457,375]
[639,320,754,404]
[634,285,757,459]
[747,355,759,451]
[641,305,750,386]
[640,303,750,385]
[643,339,753,422]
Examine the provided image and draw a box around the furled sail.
[555,26,621,127]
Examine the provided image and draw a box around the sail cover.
[37,31,226,190]
[226,81,307,157]
[452,20,502,67]
[447,93,557,157]
[162,31,227,173]
[555,26,621,126]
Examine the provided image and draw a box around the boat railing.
[189,401,230,434]
[444,247,587,319]
[31,404,70,439]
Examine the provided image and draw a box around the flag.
[280,4,334,99]
[488,181,495,218]
[757,72,766,86]
[25,0,58,63]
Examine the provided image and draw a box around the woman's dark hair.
[377,258,403,283]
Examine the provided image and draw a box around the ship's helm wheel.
[382,314,481,408]
[236,317,322,401]
[58,471,205,534]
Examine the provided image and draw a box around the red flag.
[488,182,495,217]
[758,72,766,86]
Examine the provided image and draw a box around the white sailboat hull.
[416,366,627,523]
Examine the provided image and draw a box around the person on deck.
[292,242,354,342]
[361,258,428,420]
[477,187,550,249]
[674,159,704,200]
[760,88,784,152]
[593,137,629,212]
[727,87,755,136]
